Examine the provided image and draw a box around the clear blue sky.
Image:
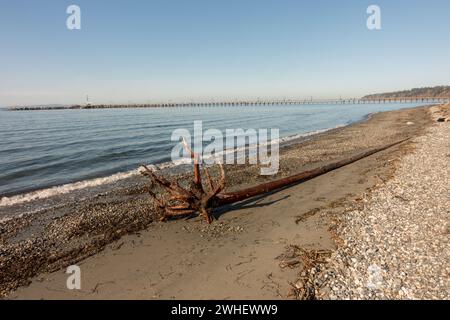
[1,0,449,106]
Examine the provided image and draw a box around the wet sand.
[1,105,434,299]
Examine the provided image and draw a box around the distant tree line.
[362,86,450,99]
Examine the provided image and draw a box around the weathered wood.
[142,138,409,223]
[215,138,409,206]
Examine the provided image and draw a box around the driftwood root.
[142,138,410,223]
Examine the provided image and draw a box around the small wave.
[0,170,139,207]
[277,125,346,144]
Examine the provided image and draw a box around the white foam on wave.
[0,124,346,208]
[276,124,346,144]
[0,170,139,207]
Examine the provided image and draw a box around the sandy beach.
[2,104,447,299]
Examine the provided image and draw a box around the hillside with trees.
[362,86,450,99]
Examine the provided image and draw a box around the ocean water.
[0,103,428,202]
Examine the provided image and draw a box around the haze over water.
[0,103,428,197]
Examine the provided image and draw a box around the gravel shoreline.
[313,105,449,300]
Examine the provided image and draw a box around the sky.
[0,0,449,106]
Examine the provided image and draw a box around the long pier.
[8,97,450,111]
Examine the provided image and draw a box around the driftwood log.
[142,138,409,223]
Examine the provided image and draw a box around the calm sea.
[0,103,427,200]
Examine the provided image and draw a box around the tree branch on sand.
[141,138,410,224]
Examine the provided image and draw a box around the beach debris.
[142,138,411,224]
[141,138,226,224]
[437,117,446,122]
[295,207,322,224]
[279,245,332,300]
